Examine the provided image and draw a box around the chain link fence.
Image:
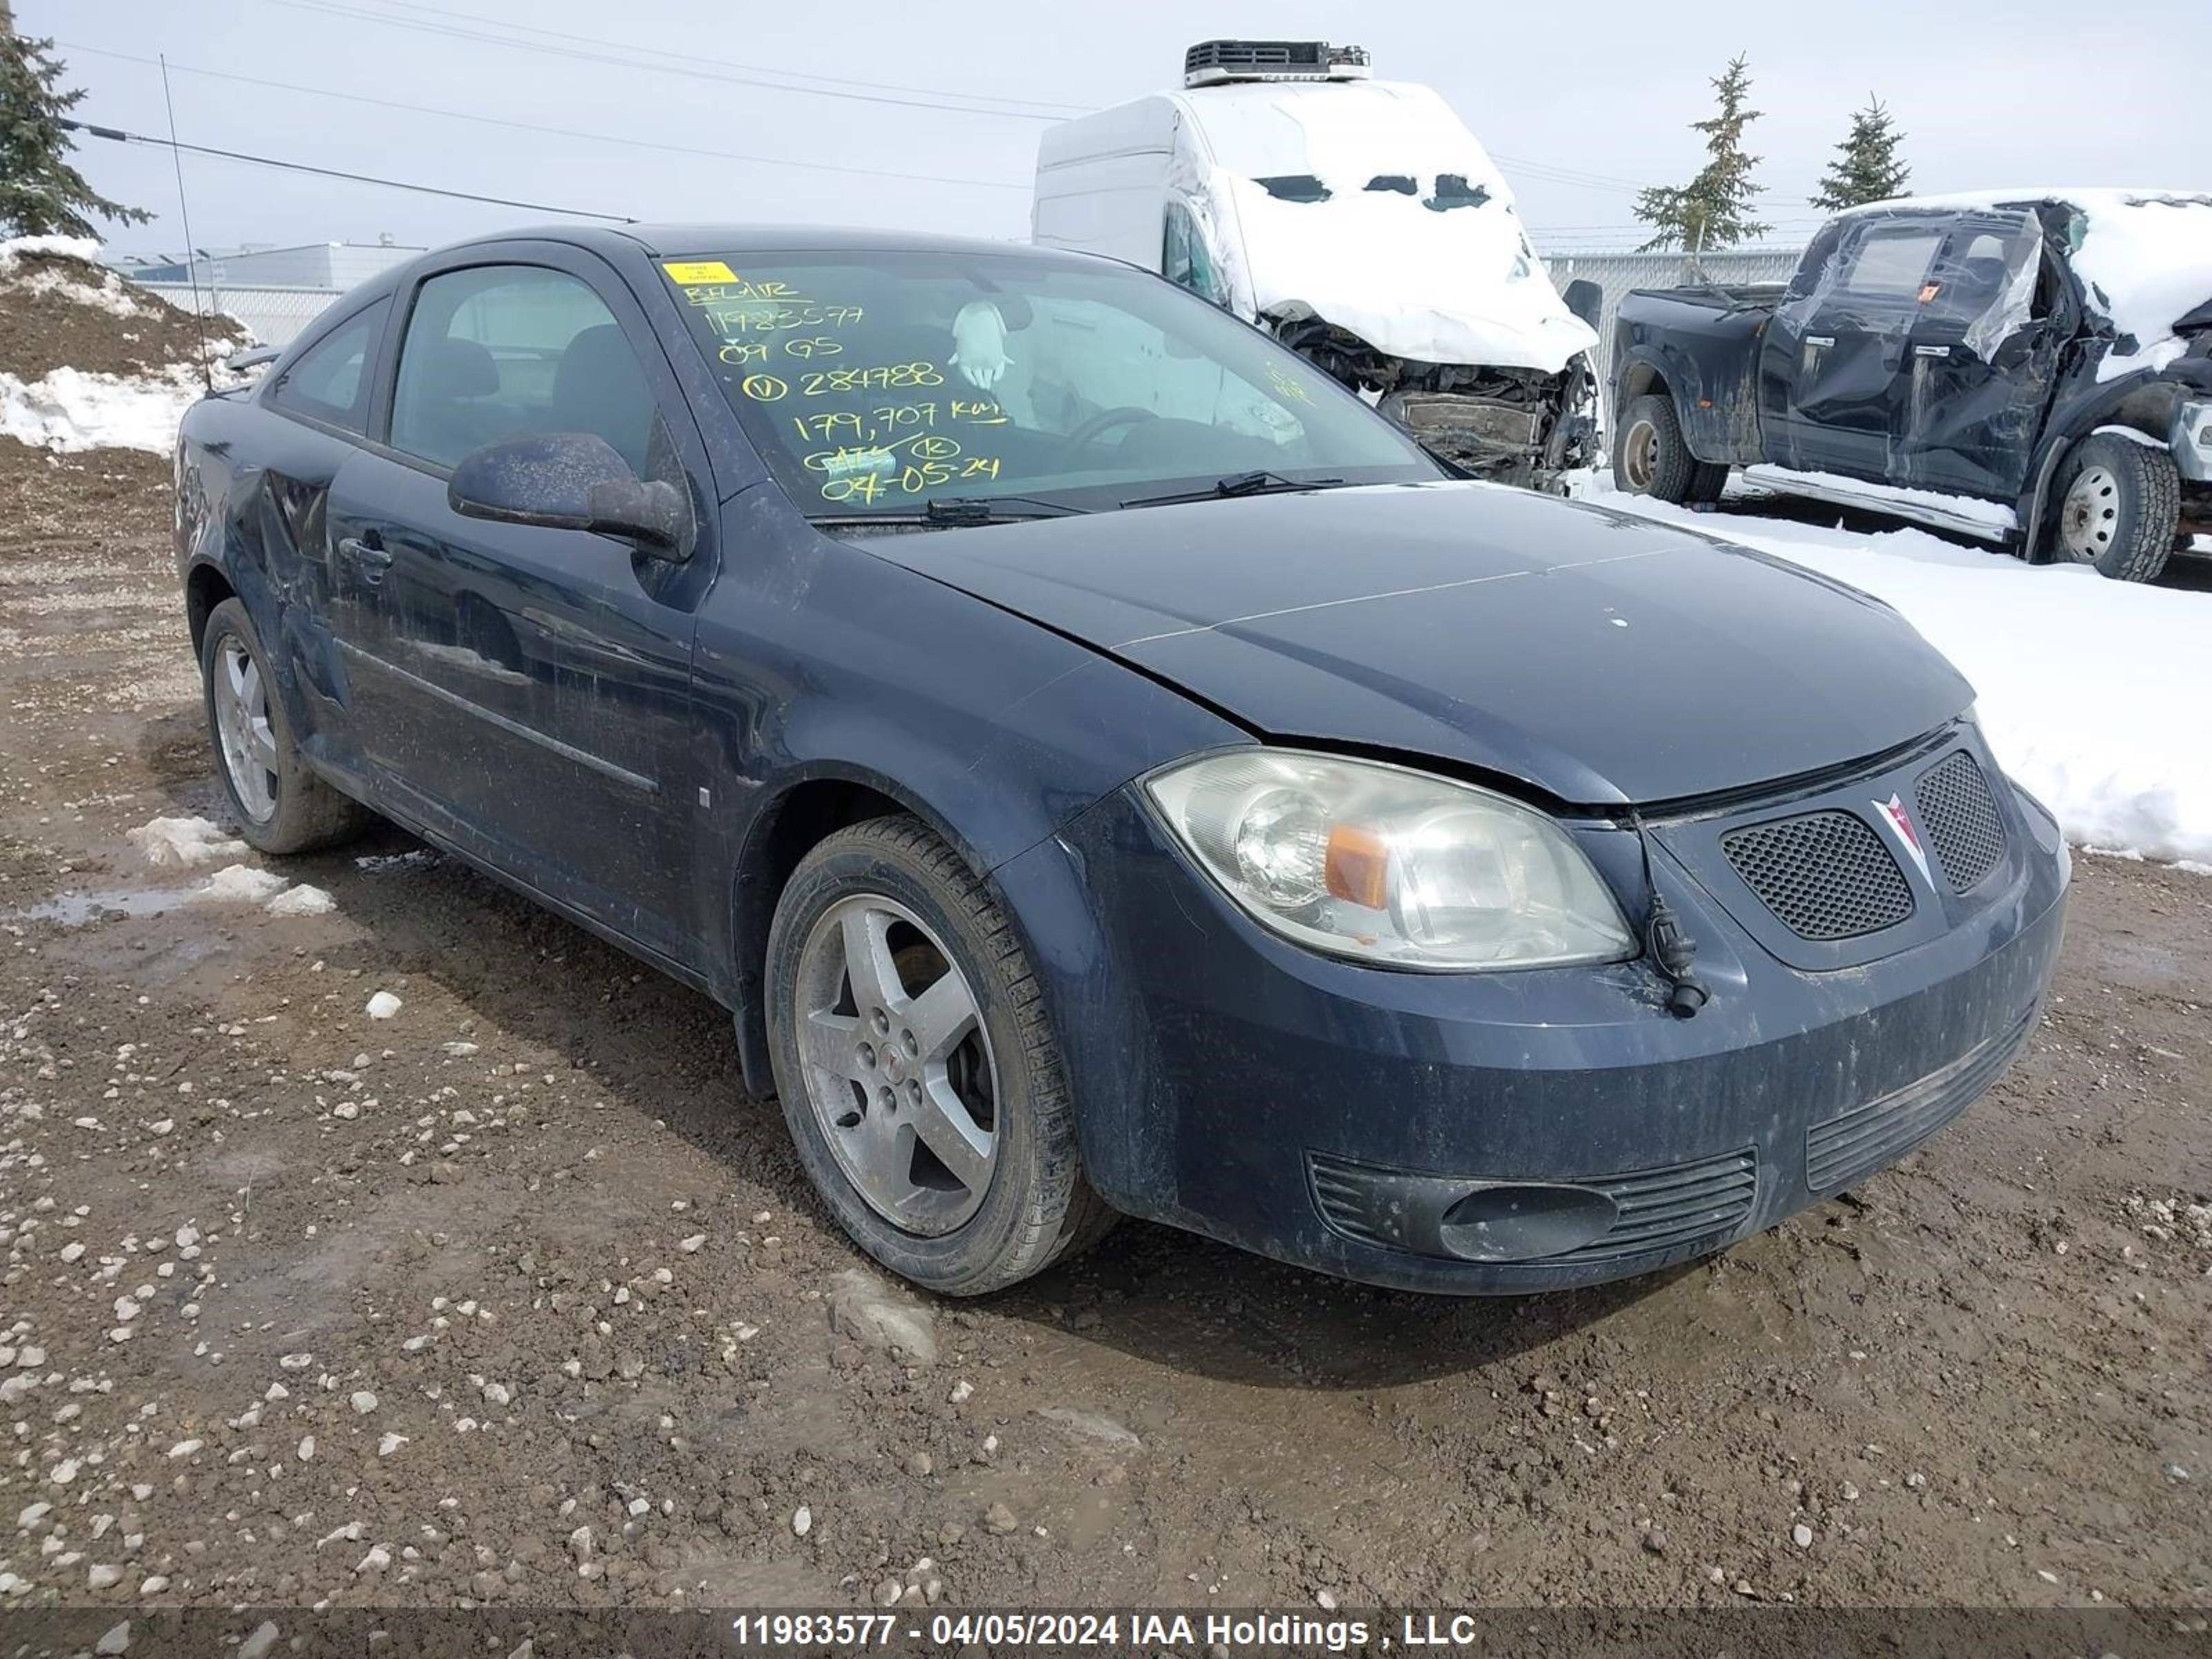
[133,252,1808,415]
[1548,247,1805,424]
[135,282,344,350]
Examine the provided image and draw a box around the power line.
[62,44,1030,193]
[362,0,1090,117]
[59,116,635,221]
[255,0,1076,124]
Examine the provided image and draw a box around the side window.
[1161,203,1224,306]
[1835,225,1947,302]
[389,265,659,473]
[267,299,386,433]
[1785,223,1845,301]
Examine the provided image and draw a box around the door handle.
[1913,344,1951,358]
[338,536,393,585]
[1804,334,1836,348]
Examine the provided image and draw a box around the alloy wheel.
[793,894,999,1236]
[212,635,279,823]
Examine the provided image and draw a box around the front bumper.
[995,731,2070,1294]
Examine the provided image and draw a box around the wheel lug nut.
[870,1009,890,1036]
[878,1087,896,1112]
[856,1042,874,1069]
[900,1031,917,1057]
[905,1080,922,1107]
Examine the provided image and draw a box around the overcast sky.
[28,0,2206,263]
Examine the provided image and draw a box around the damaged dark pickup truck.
[1611,191,2212,581]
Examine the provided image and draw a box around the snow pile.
[0,362,210,453]
[195,864,289,905]
[126,814,247,869]
[2070,193,2212,379]
[1580,479,2212,866]
[0,234,102,268]
[0,236,243,454]
[1,236,144,317]
[265,884,335,917]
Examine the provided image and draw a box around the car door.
[324,245,717,969]
[252,297,394,787]
[1758,214,1947,480]
[1894,212,2067,500]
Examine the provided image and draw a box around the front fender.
[2018,358,2212,553]
[691,500,1244,1078]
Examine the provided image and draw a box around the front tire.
[200,598,375,855]
[2044,431,2180,582]
[1613,392,1727,505]
[765,816,1114,1295]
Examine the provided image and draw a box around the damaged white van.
[1032,40,1604,487]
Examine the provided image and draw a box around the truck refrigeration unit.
[1033,39,1604,488]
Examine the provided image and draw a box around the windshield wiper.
[810,496,1085,530]
[1119,471,1346,511]
[923,495,1085,525]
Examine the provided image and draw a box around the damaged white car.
[1033,39,1603,487]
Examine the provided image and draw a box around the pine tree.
[0,31,150,238]
[1634,55,1771,253]
[1809,96,1911,211]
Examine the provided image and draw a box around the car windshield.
[656,249,1438,519]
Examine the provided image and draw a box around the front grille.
[1915,751,2007,892]
[1806,1001,2041,1190]
[1307,1147,1757,1266]
[1721,811,1915,940]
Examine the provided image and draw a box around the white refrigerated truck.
[1031,39,1603,487]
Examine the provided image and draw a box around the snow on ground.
[1578,478,2212,868]
[0,362,209,453]
[195,864,289,906]
[265,884,336,917]
[126,814,247,869]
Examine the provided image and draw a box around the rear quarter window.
[266,299,388,434]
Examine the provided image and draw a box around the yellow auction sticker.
[662,260,739,285]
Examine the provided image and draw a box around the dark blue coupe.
[174,225,2068,1294]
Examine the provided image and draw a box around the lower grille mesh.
[1806,1002,2040,1190]
[1722,810,1914,940]
[1915,751,2007,892]
[1308,1147,1757,1266]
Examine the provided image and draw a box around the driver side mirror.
[448,432,694,559]
[1563,278,1603,331]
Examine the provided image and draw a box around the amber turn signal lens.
[1324,824,1390,910]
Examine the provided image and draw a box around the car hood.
[867,483,1974,807]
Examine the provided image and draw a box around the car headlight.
[1143,750,1635,971]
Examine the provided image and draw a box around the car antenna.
[158,55,215,395]
[1629,808,1709,1018]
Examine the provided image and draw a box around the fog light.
[1436,1184,1619,1262]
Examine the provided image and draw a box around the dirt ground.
[1,438,2207,1626]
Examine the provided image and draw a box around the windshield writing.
[659,252,1435,517]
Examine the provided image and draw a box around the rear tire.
[1613,393,1727,505]
[2043,431,2179,582]
[200,598,375,855]
[765,815,1115,1295]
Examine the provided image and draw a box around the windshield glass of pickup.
[657,251,1436,517]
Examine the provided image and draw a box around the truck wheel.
[765,815,1116,1295]
[2045,432,2180,582]
[200,598,375,855]
[1614,393,1726,505]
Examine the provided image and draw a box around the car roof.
[436,222,1082,263]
